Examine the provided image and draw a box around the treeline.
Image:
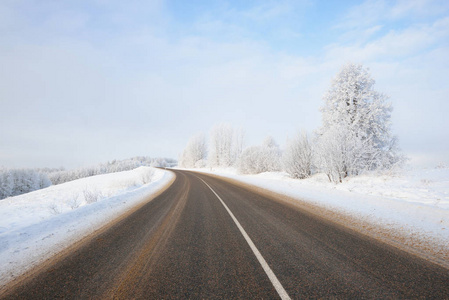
[0,169,52,200]
[0,156,176,200]
[48,156,176,185]
[179,63,405,183]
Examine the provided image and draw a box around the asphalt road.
[1,169,449,299]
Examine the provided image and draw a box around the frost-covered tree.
[232,128,246,164]
[180,124,245,169]
[283,131,313,179]
[316,63,403,182]
[238,146,264,174]
[209,123,235,168]
[238,136,281,174]
[179,134,207,168]
[0,168,51,199]
[0,169,14,199]
[260,136,281,172]
[315,125,351,183]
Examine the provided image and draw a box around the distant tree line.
[0,169,52,200]
[0,156,177,200]
[179,63,405,183]
[47,156,176,185]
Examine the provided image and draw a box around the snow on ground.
[193,167,449,264]
[0,167,174,285]
[2,165,447,285]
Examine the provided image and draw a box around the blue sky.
[1,0,448,168]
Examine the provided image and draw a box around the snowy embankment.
[195,167,449,265]
[0,167,174,285]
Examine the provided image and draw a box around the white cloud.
[241,1,293,21]
[335,0,387,31]
[337,0,449,30]
[389,0,449,18]
[326,15,449,62]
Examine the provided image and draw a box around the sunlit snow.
[194,167,449,246]
[0,167,174,285]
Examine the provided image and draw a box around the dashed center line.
[198,177,291,300]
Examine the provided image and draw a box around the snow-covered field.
[1,165,447,285]
[0,167,174,285]
[194,167,449,265]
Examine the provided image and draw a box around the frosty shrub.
[316,63,404,183]
[315,125,352,183]
[283,132,313,179]
[436,162,448,169]
[83,189,102,204]
[141,168,155,184]
[238,146,264,174]
[179,134,207,168]
[68,193,82,210]
[238,136,281,174]
[48,203,62,215]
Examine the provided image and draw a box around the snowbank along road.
[1,169,449,299]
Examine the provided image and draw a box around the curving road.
[1,169,449,299]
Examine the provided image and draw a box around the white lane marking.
[198,177,291,300]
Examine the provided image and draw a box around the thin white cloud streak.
[327,16,449,61]
[337,0,449,28]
